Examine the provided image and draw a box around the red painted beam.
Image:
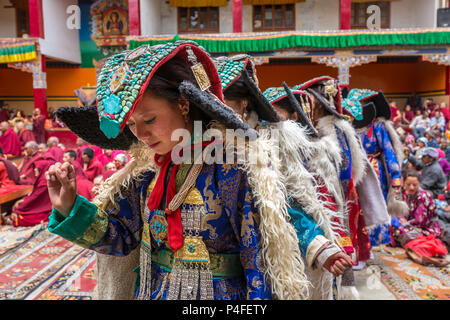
[28,0,44,38]
[340,0,351,30]
[128,0,141,36]
[233,0,242,33]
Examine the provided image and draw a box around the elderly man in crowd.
[113,153,127,171]
[18,141,41,185]
[47,136,64,162]
[409,147,447,198]
[15,120,35,148]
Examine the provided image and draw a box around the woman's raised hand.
[46,162,77,217]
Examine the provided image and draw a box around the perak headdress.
[215,54,281,122]
[263,84,318,136]
[341,88,378,129]
[56,41,256,150]
[295,76,343,119]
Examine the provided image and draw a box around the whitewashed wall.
[140,0,438,36]
[0,0,17,38]
[39,0,81,64]
[141,0,162,35]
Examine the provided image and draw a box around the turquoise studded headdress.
[295,76,343,118]
[342,89,377,121]
[56,41,256,150]
[263,84,318,136]
[215,54,257,91]
[341,88,378,129]
[215,55,280,122]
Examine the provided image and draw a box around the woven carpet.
[373,246,450,300]
[0,227,97,300]
[0,224,45,256]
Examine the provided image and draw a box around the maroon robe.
[48,145,64,163]
[32,115,46,144]
[71,161,94,201]
[18,129,36,147]
[0,128,22,156]
[19,153,42,185]
[13,156,56,227]
[83,158,104,182]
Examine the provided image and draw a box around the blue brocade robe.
[360,120,401,246]
[49,163,272,300]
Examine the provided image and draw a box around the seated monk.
[63,150,94,201]
[91,174,104,198]
[0,121,21,156]
[47,136,64,162]
[18,141,41,185]
[0,147,19,185]
[9,154,56,227]
[38,142,49,155]
[113,153,127,171]
[76,138,102,166]
[81,147,103,182]
[15,120,35,149]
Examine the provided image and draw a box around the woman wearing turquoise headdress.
[215,55,354,300]
[342,88,403,246]
[45,42,308,300]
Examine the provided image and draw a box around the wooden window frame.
[351,1,391,29]
[177,7,220,34]
[252,4,296,32]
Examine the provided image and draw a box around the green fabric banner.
[129,31,450,53]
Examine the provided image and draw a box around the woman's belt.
[151,248,244,279]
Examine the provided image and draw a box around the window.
[351,1,390,29]
[8,0,30,37]
[253,4,295,31]
[178,7,219,33]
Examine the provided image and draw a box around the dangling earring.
[178,100,190,123]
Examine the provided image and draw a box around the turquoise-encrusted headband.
[215,54,257,90]
[96,41,222,139]
[341,88,377,120]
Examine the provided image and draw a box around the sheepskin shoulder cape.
[318,116,368,186]
[93,134,310,300]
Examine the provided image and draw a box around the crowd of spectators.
[0,102,130,227]
[392,94,450,250]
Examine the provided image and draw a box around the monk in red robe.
[18,141,41,185]
[15,120,35,148]
[62,150,94,201]
[0,121,21,156]
[76,137,102,166]
[0,147,20,185]
[32,108,46,144]
[10,154,56,227]
[47,136,64,162]
[81,147,104,182]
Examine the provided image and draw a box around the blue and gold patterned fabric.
[360,120,401,246]
[49,163,273,300]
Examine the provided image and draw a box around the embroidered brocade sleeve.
[375,123,401,181]
[49,194,109,248]
[287,206,331,268]
[48,176,149,256]
[217,165,272,300]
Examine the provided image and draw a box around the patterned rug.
[373,246,450,300]
[0,228,97,300]
[0,224,45,257]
